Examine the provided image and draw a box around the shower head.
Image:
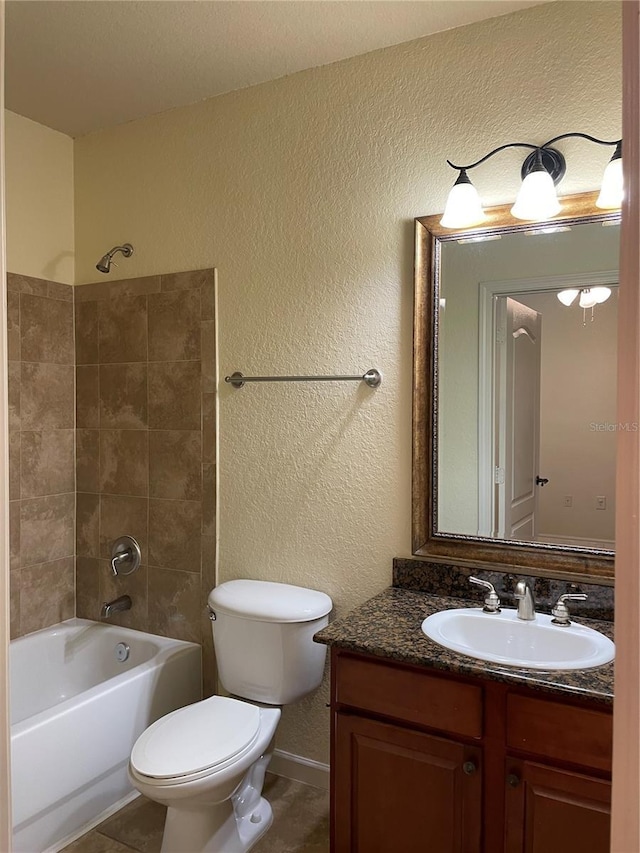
[96,243,134,274]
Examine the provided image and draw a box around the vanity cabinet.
[330,650,612,853]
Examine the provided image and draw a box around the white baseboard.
[269,749,329,791]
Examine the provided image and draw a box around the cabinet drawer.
[335,653,482,739]
[506,694,612,772]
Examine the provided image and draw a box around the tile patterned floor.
[62,774,329,853]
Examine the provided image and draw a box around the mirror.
[413,192,618,579]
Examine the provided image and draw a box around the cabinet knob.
[507,773,521,788]
[462,761,477,775]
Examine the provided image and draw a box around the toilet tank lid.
[208,580,332,623]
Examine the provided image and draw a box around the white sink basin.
[421,608,614,670]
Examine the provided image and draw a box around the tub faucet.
[101,595,132,619]
[514,580,535,621]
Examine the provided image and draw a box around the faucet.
[514,580,535,621]
[101,595,132,619]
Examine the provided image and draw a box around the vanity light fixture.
[441,133,623,229]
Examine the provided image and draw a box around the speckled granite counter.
[314,587,614,705]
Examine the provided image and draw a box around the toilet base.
[160,796,273,853]
[159,751,276,853]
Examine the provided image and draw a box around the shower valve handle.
[110,535,142,577]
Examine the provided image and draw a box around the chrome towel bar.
[224,368,382,389]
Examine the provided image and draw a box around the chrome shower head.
[96,243,134,274]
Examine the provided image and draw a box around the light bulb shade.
[440,173,486,229]
[596,156,623,209]
[511,170,561,221]
[579,289,597,309]
[591,286,612,304]
[557,289,579,307]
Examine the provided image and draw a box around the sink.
[421,608,615,670]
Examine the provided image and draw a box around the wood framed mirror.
[413,192,619,580]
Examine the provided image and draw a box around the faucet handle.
[469,577,501,613]
[551,593,588,626]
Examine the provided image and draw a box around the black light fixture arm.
[447,133,621,173]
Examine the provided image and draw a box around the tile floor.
[62,774,329,853]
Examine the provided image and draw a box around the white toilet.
[128,579,332,853]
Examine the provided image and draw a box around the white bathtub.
[10,618,202,853]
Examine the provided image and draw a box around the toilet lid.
[130,696,261,780]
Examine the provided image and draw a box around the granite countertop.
[314,587,614,705]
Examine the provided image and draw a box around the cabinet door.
[334,712,481,853]
[504,759,611,853]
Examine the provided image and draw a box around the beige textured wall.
[5,111,74,284]
[73,2,621,762]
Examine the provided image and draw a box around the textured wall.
[7,273,75,638]
[74,270,217,695]
[5,111,74,284]
[72,3,621,762]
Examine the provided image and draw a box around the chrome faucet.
[101,595,132,619]
[514,580,535,621]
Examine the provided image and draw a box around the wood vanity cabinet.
[330,649,612,853]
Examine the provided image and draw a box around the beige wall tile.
[76,429,100,493]
[149,430,201,501]
[148,289,200,362]
[9,432,20,501]
[100,494,148,563]
[100,363,148,429]
[149,499,201,572]
[8,273,49,298]
[77,492,100,558]
[20,492,75,567]
[201,534,216,591]
[148,361,200,430]
[21,429,75,497]
[76,365,100,428]
[8,362,20,431]
[100,430,149,496]
[76,556,101,621]
[160,269,211,293]
[7,291,20,361]
[20,557,74,635]
[201,320,216,394]
[200,270,216,321]
[20,294,74,364]
[75,300,99,365]
[98,295,148,363]
[202,393,216,463]
[74,276,161,303]
[21,362,74,429]
[10,572,21,640]
[202,463,216,538]
[9,502,20,571]
[148,567,202,643]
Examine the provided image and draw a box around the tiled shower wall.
[74,269,217,688]
[7,269,217,688]
[8,273,76,638]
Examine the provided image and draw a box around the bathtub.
[10,618,202,853]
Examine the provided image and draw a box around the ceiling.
[6,0,548,138]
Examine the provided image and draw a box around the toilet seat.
[130,696,261,785]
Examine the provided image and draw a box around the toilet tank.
[208,580,333,705]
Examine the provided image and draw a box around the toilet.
[128,579,332,853]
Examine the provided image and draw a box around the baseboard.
[538,533,615,550]
[269,749,329,791]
